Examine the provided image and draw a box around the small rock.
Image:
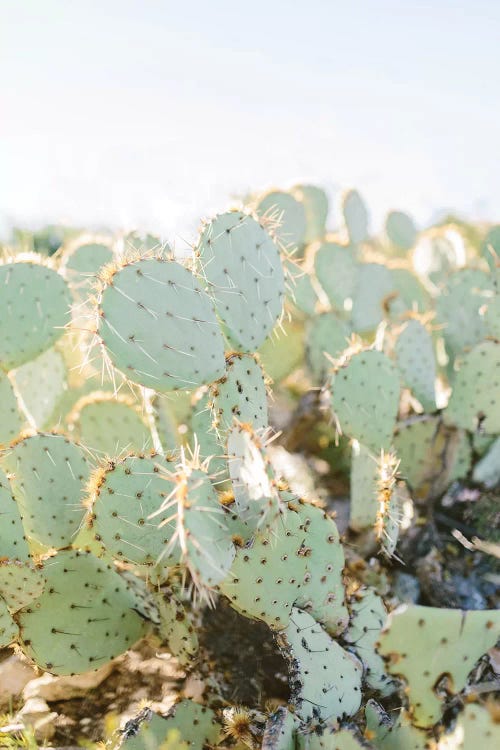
[0,653,38,706]
[23,662,114,701]
[17,697,57,741]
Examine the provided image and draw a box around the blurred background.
[2,0,500,243]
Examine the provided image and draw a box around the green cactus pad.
[116,700,220,750]
[219,503,346,632]
[377,604,500,727]
[0,261,71,370]
[0,468,30,560]
[277,607,362,725]
[351,264,395,333]
[394,417,469,499]
[97,257,225,391]
[212,353,268,433]
[340,189,369,245]
[197,211,285,350]
[481,224,500,269]
[306,313,351,381]
[350,442,378,531]
[17,549,147,674]
[262,707,298,750]
[219,508,305,628]
[63,241,114,277]
[0,371,25,446]
[11,347,67,430]
[226,424,282,532]
[1,433,92,549]
[472,436,500,487]
[365,701,429,750]
[258,319,304,383]
[180,468,236,588]
[156,590,199,667]
[388,268,430,317]
[298,728,370,750]
[152,396,179,453]
[190,389,226,477]
[257,191,307,249]
[438,704,500,749]
[436,269,493,359]
[286,257,320,316]
[293,184,329,244]
[394,319,436,411]
[293,501,348,636]
[483,293,500,340]
[0,597,18,648]
[445,340,500,434]
[385,211,417,251]
[0,559,46,613]
[330,350,400,453]
[68,392,153,456]
[314,242,359,311]
[344,588,396,696]
[88,454,181,568]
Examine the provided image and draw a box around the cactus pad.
[0,597,18,648]
[340,189,369,245]
[156,590,199,666]
[293,501,348,635]
[306,313,351,381]
[88,454,181,568]
[197,211,285,350]
[365,700,428,750]
[344,588,396,696]
[97,257,225,391]
[17,549,147,674]
[2,433,92,549]
[445,340,500,434]
[212,353,268,433]
[257,191,307,249]
[385,211,417,251]
[314,242,359,310]
[377,604,500,727]
[330,350,400,453]
[227,424,281,532]
[12,347,67,429]
[262,707,298,750]
[394,319,436,411]
[0,261,71,370]
[68,392,153,456]
[117,700,220,750]
[0,559,46,613]
[0,371,24,446]
[277,606,362,725]
[351,264,395,333]
[0,468,30,560]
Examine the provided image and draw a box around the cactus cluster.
[0,187,499,749]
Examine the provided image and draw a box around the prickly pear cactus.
[3,181,500,748]
[115,700,220,750]
[340,189,369,245]
[1,433,92,549]
[330,349,400,453]
[0,260,71,370]
[96,256,226,391]
[277,606,362,725]
[0,468,30,560]
[197,211,285,350]
[17,549,148,674]
[377,604,500,727]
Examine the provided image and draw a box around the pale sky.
[2,1,500,244]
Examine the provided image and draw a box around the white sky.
[2,0,500,244]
